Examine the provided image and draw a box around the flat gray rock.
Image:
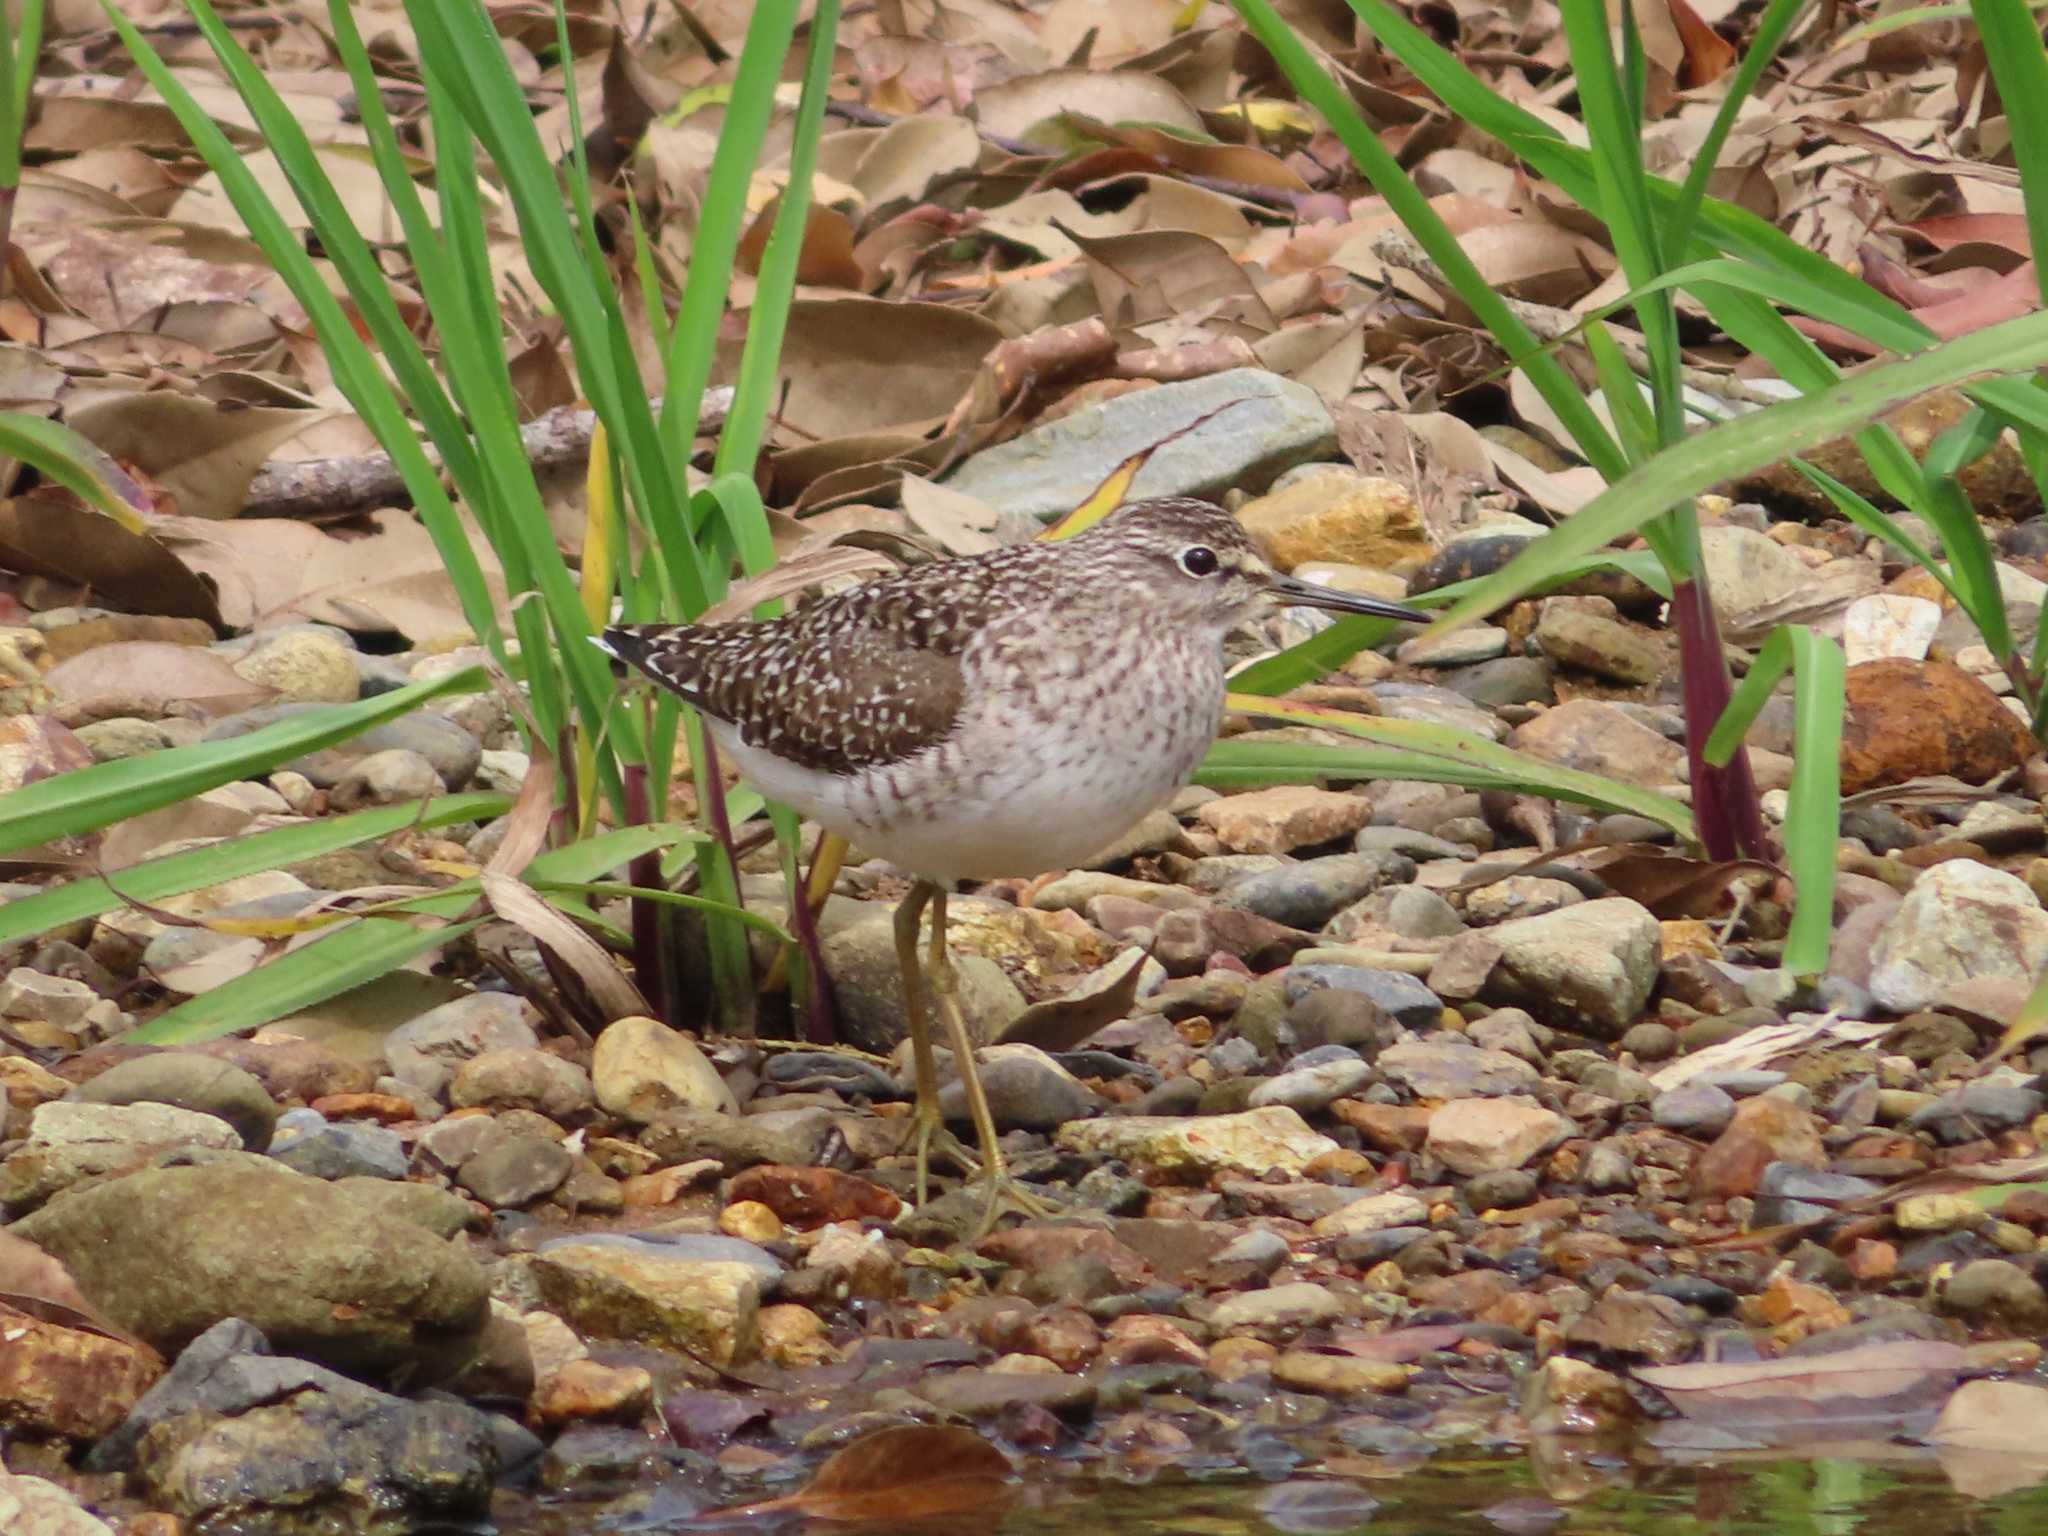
[942,368,1337,522]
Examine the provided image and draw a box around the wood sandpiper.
[597,496,1429,1230]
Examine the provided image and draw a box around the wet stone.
[1906,1078,2046,1144]
[1286,989,1401,1058]
[1752,1165,1883,1227]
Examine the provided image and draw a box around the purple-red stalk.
[786,846,838,1047]
[1670,576,1768,862]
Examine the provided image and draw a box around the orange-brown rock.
[1694,1096,1827,1198]
[1329,1099,1432,1152]
[0,1300,162,1440]
[1839,659,2035,793]
[724,1164,903,1229]
[530,1358,653,1427]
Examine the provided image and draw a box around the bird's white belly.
[706,663,1222,883]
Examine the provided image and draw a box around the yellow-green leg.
[894,880,978,1205]
[925,889,1055,1236]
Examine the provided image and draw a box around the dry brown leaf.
[1064,225,1276,342]
[64,393,320,520]
[739,298,1002,440]
[0,499,222,624]
[1635,1341,1968,1434]
[703,1424,1014,1524]
[0,1229,154,1352]
[737,197,864,289]
[1580,845,1779,919]
[481,746,649,1024]
[264,509,512,644]
[848,114,982,210]
[972,69,1203,144]
[996,947,1147,1051]
[898,474,1002,556]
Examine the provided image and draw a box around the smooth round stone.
[70,1052,278,1151]
[1619,1021,1679,1063]
[1651,1082,1736,1138]
[1284,966,1442,1029]
[1220,852,1416,930]
[1247,1057,1375,1115]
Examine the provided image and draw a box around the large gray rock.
[13,1164,489,1377]
[105,1320,501,1531]
[942,368,1338,522]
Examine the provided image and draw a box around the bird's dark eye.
[1179,545,1220,577]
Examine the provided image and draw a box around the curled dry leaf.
[480,741,649,1024]
[701,1423,1015,1524]
[0,1230,153,1352]
[1579,845,1780,920]
[996,947,1148,1051]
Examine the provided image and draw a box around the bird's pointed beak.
[1265,571,1430,624]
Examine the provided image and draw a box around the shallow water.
[503,1444,2048,1535]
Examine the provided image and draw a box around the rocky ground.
[8,446,2048,1531]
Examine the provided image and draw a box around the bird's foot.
[910,1111,982,1207]
[966,1170,1058,1240]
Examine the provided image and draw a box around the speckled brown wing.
[597,558,1019,775]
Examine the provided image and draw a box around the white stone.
[1841,594,1940,666]
[1869,861,2048,1013]
[1055,1105,1338,1179]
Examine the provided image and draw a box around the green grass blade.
[0,667,485,856]
[1424,305,2048,635]
[714,0,841,481]
[0,792,511,946]
[128,824,700,1046]
[656,0,803,467]
[0,413,152,532]
[129,915,493,1045]
[1702,627,1842,977]
[1215,698,1697,839]
[1970,0,2048,310]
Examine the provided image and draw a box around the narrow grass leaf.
[1421,306,2048,637]
[0,667,485,856]
[0,793,510,947]
[1701,626,1843,977]
[1213,697,1697,838]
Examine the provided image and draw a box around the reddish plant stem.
[786,845,838,1047]
[1670,576,1768,862]
[621,761,671,1027]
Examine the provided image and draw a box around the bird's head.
[1078,496,1431,632]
